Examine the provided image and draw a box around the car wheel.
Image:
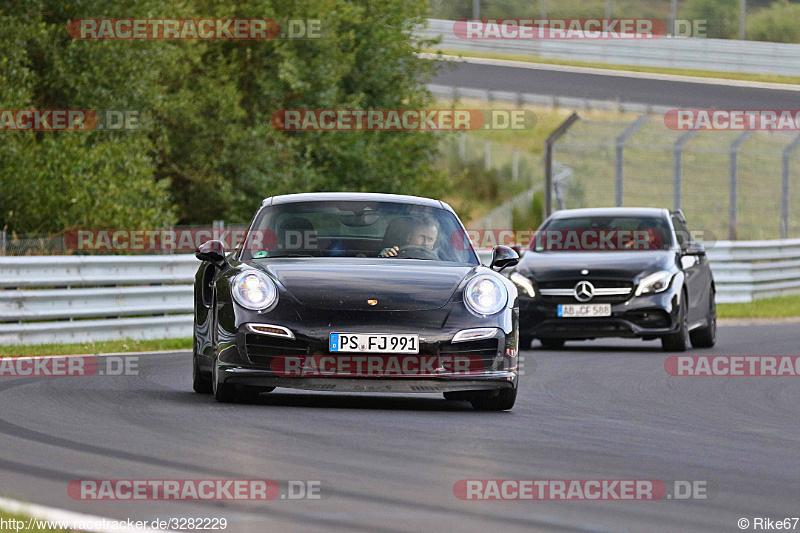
[192,349,212,394]
[468,388,517,411]
[690,290,717,348]
[539,339,565,349]
[212,353,239,403]
[662,291,690,352]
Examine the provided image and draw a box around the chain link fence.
[549,116,800,240]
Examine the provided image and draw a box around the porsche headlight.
[232,271,277,310]
[464,275,508,316]
[635,270,673,296]
[509,272,535,298]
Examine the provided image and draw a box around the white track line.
[0,496,171,532]
[422,52,800,92]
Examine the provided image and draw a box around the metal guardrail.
[427,83,673,116]
[479,239,800,304]
[0,255,196,346]
[706,239,800,303]
[1,242,799,345]
[421,19,800,76]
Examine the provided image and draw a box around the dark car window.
[240,201,479,264]
[531,215,673,252]
[671,214,691,249]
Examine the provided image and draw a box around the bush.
[747,0,800,43]
[683,0,739,39]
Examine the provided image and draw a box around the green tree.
[683,0,739,39]
[1,0,446,233]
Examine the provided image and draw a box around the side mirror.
[684,242,706,256]
[490,245,519,272]
[196,239,227,267]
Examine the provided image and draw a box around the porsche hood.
[253,259,475,311]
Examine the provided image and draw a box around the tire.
[469,388,517,411]
[192,350,213,394]
[212,353,239,403]
[518,336,533,350]
[690,289,717,348]
[539,339,565,349]
[662,291,690,352]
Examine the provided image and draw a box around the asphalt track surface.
[432,60,800,109]
[2,324,799,532]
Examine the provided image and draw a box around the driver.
[380,216,438,257]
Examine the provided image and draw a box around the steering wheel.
[396,244,440,260]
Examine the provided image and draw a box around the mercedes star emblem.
[574,281,595,302]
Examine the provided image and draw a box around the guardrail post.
[781,133,800,238]
[512,148,519,181]
[458,132,466,162]
[615,116,648,207]
[729,131,752,240]
[544,112,580,218]
[673,130,697,210]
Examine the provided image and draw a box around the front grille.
[440,338,500,358]
[244,334,500,372]
[623,309,671,328]
[245,334,308,366]
[538,279,633,304]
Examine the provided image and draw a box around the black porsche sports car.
[192,193,521,410]
[509,207,716,352]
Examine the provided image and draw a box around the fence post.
[0,229,5,256]
[729,131,752,240]
[512,148,519,181]
[544,112,580,218]
[615,116,648,207]
[484,140,491,170]
[459,132,466,162]
[781,133,800,239]
[673,130,697,210]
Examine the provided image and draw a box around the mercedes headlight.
[509,272,535,298]
[635,270,673,296]
[464,275,508,316]
[232,271,278,310]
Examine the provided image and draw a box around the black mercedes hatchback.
[508,207,716,352]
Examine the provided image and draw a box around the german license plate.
[329,333,419,354]
[558,304,612,318]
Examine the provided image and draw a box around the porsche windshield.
[240,201,479,264]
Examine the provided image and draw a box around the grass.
[434,99,638,222]
[0,509,76,532]
[718,294,800,319]
[430,49,800,86]
[431,95,800,240]
[0,337,192,357]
